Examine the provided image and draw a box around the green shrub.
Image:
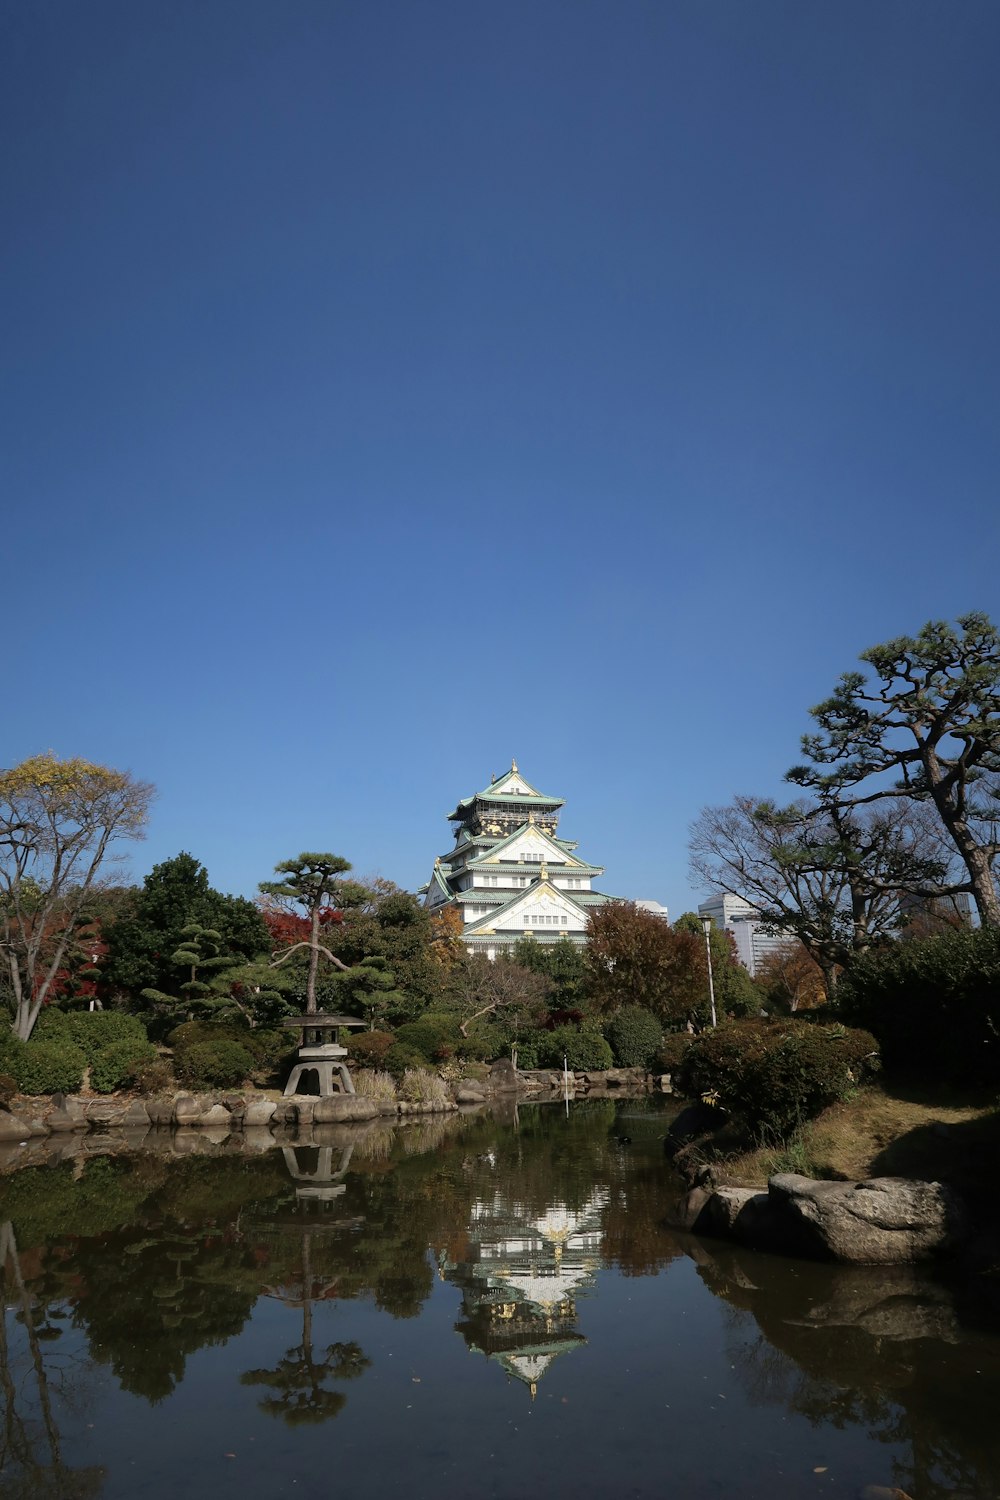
[513,1034,541,1069]
[175,1040,253,1089]
[0,1073,18,1109]
[36,1009,150,1063]
[605,1006,662,1068]
[538,1025,613,1071]
[399,1067,450,1104]
[394,1015,461,1063]
[89,1039,158,1094]
[346,1031,395,1069]
[678,1019,880,1141]
[167,1019,288,1086]
[657,1032,695,1074]
[8,1039,86,1095]
[382,1043,426,1080]
[837,926,1000,1084]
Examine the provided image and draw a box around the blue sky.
[3,0,998,915]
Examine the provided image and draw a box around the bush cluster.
[35,1009,151,1063]
[168,1020,291,1088]
[346,1031,395,1069]
[4,1039,87,1095]
[604,1006,661,1068]
[837,926,1000,1084]
[90,1038,159,1094]
[537,1025,613,1071]
[678,1019,880,1141]
[174,1039,254,1089]
[657,1032,695,1074]
[393,1014,461,1063]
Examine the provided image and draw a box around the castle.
[420,761,613,957]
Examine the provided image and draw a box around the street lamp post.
[700,915,718,1028]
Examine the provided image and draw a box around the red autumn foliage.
[257,899,344,950]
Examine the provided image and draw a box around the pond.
[1,1098,997,1500]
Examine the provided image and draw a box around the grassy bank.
[707,1081,1000,1193]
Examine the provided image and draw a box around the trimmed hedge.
[678,1019,880,1140]
[6,1039,87,1095]
[605,1006,661,1068]
[174,1040,253,1089]
[90,1039,158,1094]
[346,1031,395,1069]
[657,1032,695,1074]
[36,1008,150,1063]
[537,1025,614,1071]
[393,1014,462,1063]
[168,1021,292,1086]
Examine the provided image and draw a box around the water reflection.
[443,1186,608,1396]
[0,1221,104,1498]
[0,1103,997,1500]
[684,1235,1000,1500]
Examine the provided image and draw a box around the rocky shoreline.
[664,1103,976,1266]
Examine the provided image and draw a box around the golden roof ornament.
[540,861,549,881]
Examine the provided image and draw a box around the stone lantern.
[281,1013,368,1098]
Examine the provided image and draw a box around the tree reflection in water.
[0,1220,104,1499]
[242,1140,370,1425]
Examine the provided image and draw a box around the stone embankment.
[0,1063,659,1154]
[0,1084,473,1148]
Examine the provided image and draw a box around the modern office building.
[697,892,792,977]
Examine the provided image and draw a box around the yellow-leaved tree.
[0,754,154,1040]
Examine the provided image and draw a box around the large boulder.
[487,1058,521,1092]
[313,1094,378,1124]
[767,1174,964,1264]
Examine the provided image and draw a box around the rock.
[312,1094,378,1123]
[703,1186,767,1235]
[145,1097,176,1127]
[243,1099,277,1128]
[487,1058,521,1092]
[122,1101,151,1128]
[196,1104,233,1130]
[0,1113,33,1142]
[172,1092,203,1125]
[668,1184,715,1231]
[82,1101,130,1126]
[46,1108,88,1133]
[768,1174,963,1264]
[456,1086,485,1105]
[658,1073,674,1093]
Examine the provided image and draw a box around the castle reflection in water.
[441,1185,609,1397]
